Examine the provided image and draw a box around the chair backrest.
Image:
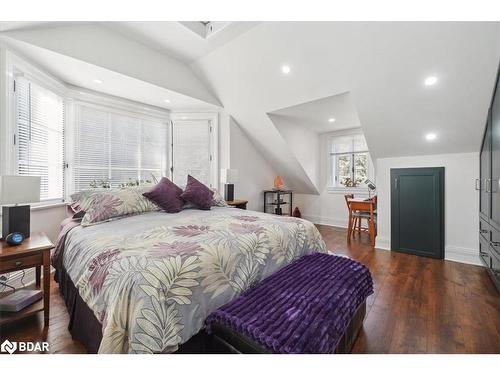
[344,194,354,210]
[349,200,375,215]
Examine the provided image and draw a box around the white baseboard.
[445,245,482,266]
[304,215,482,267]
[375,236,391,251]
[302,215,347,229]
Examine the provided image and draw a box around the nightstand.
[0,232,54,326]
[227,199,248,210]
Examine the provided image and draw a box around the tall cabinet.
[479,68,500,293]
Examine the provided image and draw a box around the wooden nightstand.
[227,199,248,210]
[0,232,54,326]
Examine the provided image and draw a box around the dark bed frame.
[56,267,366,354]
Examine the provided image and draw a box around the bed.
[52,207,326,353]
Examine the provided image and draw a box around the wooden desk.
[347,197,377,246]
[0,232,54,326]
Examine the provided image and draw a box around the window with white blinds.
[72,104,168,192]
[15,76,65,202]
[328,132,373,188]
[172,120,212,187]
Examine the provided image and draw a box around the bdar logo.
[1,340,17,354]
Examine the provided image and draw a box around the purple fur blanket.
[205,253,373,353]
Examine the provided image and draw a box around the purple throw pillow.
[143,177,184,213]
[180,175,214,210]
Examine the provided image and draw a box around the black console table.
[263,190,293,216]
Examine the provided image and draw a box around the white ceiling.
[103,21,260,63]
[193,22,500,192]
[1,36,220,111]
[267,92,361,133]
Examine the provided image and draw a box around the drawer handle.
[492,242,500,247]
[480,229,488,234]
[15,261,23,267]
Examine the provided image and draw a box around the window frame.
[169,112,219,189]
[326,129,374,194]
[2,51,68,206]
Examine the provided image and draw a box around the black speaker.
[224,184,234,202]
[2,205,30,239]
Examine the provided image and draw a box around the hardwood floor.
[1,225,499,354]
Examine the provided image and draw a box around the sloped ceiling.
[0,23,222,108]
[104,21,260,63]
[193,22,500,193]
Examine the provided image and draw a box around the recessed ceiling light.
[328,118,336,123]
[164,99,171,103]
[424,76,437,86]
[181,116,188,120]
[281,65,291,74]
[93,79,103,84]
[425,133,437,141]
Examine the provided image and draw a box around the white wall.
[229,117,276,212]
[270,114,320,189]
[375,152,480,265]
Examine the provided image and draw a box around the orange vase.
[273,176,284,190]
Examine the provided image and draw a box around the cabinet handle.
[491,242,500,247]
[485,179,491,193]
[475,179,481,190]
[15,261,23,267]
[492,179,499,193]
[480,229,488,234]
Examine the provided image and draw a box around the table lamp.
[364,179,377,198]
[1,175,41,239]
[220,169,238,201]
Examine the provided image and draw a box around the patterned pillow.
[211,188,230,207]
[142,177,184,213]
[80,187,159,226]
[180,175,214,210]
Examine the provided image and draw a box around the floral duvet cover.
[61,207,326,353]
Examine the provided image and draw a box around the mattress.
[54,207,326,353]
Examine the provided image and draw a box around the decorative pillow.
[142,177,184,213]
[211,188,230,207]
[66,202,86,219]
[80,187,159,226]
[180,175,214,210]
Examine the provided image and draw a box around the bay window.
[4,52,218,203]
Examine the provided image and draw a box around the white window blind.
[16,76,65,202]
[172,120,212,187]
[329,133,372,188]
[73,104,168,192]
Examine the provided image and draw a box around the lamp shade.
[0,176,41,205]
[220,169,238,184]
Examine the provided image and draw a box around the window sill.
[0,201,66,217]
[31,202,67,211]
[327,186,371,195]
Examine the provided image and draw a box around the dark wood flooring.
[1,225,499,354]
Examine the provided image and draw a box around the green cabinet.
[391,167,445,259]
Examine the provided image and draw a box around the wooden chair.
[344,194,360,235]
[347,197,377,246]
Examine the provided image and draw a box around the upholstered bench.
[205,253,373,354]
